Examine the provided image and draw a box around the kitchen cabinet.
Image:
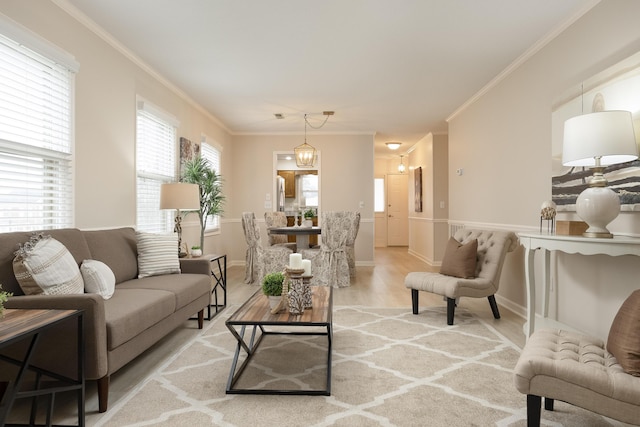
[277,170,295,198]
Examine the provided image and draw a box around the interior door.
[387,174,409,246]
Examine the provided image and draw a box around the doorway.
[387,174,409,246]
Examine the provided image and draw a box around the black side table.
[203,253,227,320]
[0,309,84,427]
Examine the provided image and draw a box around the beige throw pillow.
[81,259,116,299]
[439,237,478,279]
[136,232,181,278]
[13,234,84,295]
[607,289,640,376]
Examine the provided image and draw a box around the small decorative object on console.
[191,246,202,257]
[539,200,556,233]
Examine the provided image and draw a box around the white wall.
[447,0,640,340]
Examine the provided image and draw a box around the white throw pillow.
[81,259,115,300]
[13,234,84,295]
[136,232,181,278]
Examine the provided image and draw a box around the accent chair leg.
[446,298,456,325]
[411,289,419,314]
[527,394,542,427]
[488,295,501,319]
[97,376,109,413]
[544,397,554,411]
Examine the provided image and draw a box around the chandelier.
[294,112,333,168]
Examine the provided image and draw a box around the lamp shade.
[562,110,638,167]
[160,183,200,210]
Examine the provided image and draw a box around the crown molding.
[446,0,601,123]
[52,0,232,134]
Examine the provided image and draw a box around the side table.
[0,308,84,427]
[184,253,227,321]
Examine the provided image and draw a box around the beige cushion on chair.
[607,289,640,376]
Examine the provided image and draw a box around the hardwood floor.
[8,247,526,425]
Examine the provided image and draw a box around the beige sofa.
[0,227,211,412]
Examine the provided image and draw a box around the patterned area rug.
[95,306,622,427]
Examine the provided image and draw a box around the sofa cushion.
[440,237,478,279]
[13,234,84,295]
[117,273,211,311]
[103,287,176,350]
[81,259,116,300]
[136,232,181,278]
[83,228,138,284]
[607,289,640,376]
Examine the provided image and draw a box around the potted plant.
[262,272,284,309]
[302,208,315,227]
[181,156,225,251]
[191,245,202,257]
[0,284,12,318]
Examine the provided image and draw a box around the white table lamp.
[562,110,638,238]
[160,183,200,255]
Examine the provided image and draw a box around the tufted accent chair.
[514,329,640,426]
[404,228,518,325]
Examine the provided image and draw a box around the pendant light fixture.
[294,111,334,168]
[398,155,406,173]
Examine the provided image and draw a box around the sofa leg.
[411,289,419,314]
[527,394,541,427]
[488,295,501,319]
[544,397,554,411]
[446,298,456,325]
[97,376,109,413]
[198,309,204,329]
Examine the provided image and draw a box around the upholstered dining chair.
[345,212,360,278]
[264,211,297,252]
[404,228,518,325]
[241,212,292,284]
[300,211,354,288]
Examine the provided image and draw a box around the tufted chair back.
[452,228,519,289]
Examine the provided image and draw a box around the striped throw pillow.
[13,234,84,295]
[136,232,181,278]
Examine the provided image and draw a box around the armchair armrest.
[5,293,108,379]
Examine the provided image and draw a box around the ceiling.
[59,0,596,157]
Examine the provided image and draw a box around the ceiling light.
[398,155,406,173]
[294,112,334,168]
[274,113,284,119]
[386,142,401,150]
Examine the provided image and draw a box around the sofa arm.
[180,257,211,275]
[5,294,108,379]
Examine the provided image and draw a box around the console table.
[518,232,640,338]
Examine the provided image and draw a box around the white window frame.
[135,98,179,233]
[200,134,222,233]
[0,16,79,232]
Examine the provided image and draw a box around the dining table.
[268,226,321,252]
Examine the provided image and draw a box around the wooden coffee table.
[225,286,333,395]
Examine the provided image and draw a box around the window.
[0,23,78,232]
[136,99,179,233]
[374,178,385,212]
[200,137,221,230]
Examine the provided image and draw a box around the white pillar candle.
[289,253,302,269]
[302,259,311,276]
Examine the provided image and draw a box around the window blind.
[136,102,178,233]
[201,139,221,230]
[0,32,74,232]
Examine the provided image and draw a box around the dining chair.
[241,212,292,284]
[300,211,353,288]
[264,211,297,252]
[345,212,360,278]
